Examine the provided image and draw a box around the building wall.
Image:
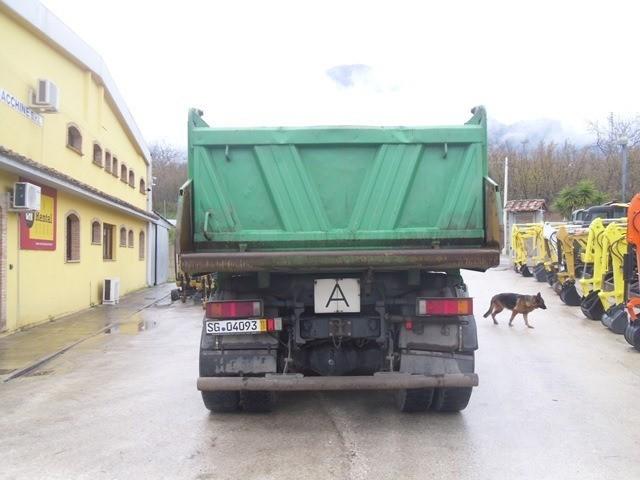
[0,5,154,332]
[0,170,148,332]
[0,8,149,212]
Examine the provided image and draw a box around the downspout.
[154,222,158,286]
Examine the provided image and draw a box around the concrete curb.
[2,291,171,383]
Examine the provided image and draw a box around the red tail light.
[416,298,473,316]
[205,300,262,319]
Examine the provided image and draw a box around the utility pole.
[620,137,629,202]
[503,157,509,255]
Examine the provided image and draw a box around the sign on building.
[20,184,56,250]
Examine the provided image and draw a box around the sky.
[40,0,640,148]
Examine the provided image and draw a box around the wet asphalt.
[1,267,640,480]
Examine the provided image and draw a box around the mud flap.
[601,304,628,334]
[559,281,582,306]
[580,290,604,320]
[624,322,640,349]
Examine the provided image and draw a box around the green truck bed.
[177,107,501,273]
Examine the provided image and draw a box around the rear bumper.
[181,248,499,273]
[197,372,478,391]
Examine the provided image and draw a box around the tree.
[149,142,187,218]
[552,180,607,219]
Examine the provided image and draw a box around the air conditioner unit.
[103,277,121,305]
[31,79,59,111]
[12,182,41,210]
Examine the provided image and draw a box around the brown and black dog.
[483,292,546,328]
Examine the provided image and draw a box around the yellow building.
[0,0,162,333]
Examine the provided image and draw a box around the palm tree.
[552,180,607,219]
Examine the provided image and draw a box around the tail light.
[416,298,473,316]
[205,300,262,319]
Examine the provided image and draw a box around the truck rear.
[177,106,501,412]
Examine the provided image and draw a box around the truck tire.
[241,391,274,413]
[431,387,472,412]
[201,391,240,413]
[396,388,434,412]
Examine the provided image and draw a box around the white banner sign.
[0,87,43,126]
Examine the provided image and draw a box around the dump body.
[178,107,501,273]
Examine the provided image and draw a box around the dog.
[483,292,546,328]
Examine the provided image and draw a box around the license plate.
[205,319,266,335]
[314,278,360,313]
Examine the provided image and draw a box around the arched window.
[139,231,145,260]
[120,164,127,183]
[93,143,103,166]
[128,170,135,187]
[65,213,80,262]
[104,151,112,173]
[112,157,119,177]
[128,229,134,248]
[91,220,101,244]
[119,226,127,247]
[67,124,82,153]
[139,178,146,194]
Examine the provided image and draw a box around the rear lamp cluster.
[416,298,473,316]
[205,300,262,319]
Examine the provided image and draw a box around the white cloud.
[41,0,640,147]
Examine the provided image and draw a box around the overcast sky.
[41,0,640,148]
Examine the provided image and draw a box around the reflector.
[416,298,473,316]
[205,300,262,319]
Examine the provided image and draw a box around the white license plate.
[205,319,266,335]
[314,278,360,313]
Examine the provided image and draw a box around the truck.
[176,106,501,413]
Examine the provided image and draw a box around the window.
[66,124,82,154]
[128,229,134,248]
[128,170,135,188]
[103,224,115,260]
[112,157,119,177]
[119,227,127,247]
[139,231,145,260]
[93,143,103,166]
[104,151,112,173]
[91,220,101,245]
[120,164,127,183]
[65,213,80,262]
[139,178,146,194]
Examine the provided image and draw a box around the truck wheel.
[396,388,434,412]
[431,387,472,412]
[201,391,240,413]
[241,391,274,413]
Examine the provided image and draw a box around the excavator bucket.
[520,265,533,277]
[624,322,640,349]
[580,290,604,320]
[601,304,628,334]
[533,263,547,282]
[559,280,582,306]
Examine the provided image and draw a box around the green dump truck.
[177,107,501,413]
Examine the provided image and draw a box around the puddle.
[104,314,157,335]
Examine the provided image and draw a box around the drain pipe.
[154,222,158,286]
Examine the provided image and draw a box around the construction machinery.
[177,107,501,413]
[597,221,629,333]
[579,218,610,320]
[625,194,640,349]
[553,224,589,306]
[511,223,544,277]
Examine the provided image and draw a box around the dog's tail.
[483,297,495,318]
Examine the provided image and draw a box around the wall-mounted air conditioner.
[31,79,59,112]
[103,278,121,305]
[12,182,41,211]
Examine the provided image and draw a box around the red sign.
[20,183,57,250]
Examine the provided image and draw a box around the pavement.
[0,283,174,381]
[1,267,640,480]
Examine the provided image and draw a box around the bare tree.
[589,113,640,156]
[150,141,187,218]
